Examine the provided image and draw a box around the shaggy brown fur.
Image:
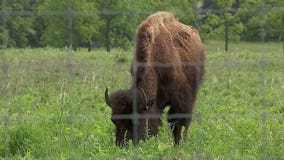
[105,11,205,146]
[105,88,147,146]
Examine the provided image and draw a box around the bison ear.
[105,88,111,107]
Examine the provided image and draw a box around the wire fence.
[0,0,284,159]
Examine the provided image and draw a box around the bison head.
[105,88,147,146]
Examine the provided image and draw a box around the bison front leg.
[168,110,191,146]
[132,118,147,145]
[168,85,196,146]
[167,107,183,145]
[172,122,182,146]
[115,127,129,147]
[147,88,168,136]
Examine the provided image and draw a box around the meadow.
[0,41,283,159]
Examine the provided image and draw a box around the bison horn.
[141,88,148,107]
[105,88,111,107]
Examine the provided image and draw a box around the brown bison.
[105,11,205,146]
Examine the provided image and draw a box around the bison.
[105,11,205,146]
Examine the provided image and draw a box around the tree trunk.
[282,40,284,54]
[105,19,111,52]
[224,13,229,52]
[88,42,91,52]
[280,36,284,54]
[225,22,229,52]
[193,0,200,31]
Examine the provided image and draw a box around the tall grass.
[0,42,283,159]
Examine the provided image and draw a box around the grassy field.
[0,41,283,159]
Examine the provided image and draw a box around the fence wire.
[1,0,284,159]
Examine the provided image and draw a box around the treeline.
[0,0,283,51]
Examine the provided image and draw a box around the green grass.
[0,41,283,159]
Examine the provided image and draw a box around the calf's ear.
[105,88,111,107]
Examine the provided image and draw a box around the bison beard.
[105,11,205,146]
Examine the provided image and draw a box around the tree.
[263,0,284,41]
[200,0,243,51]
[95,0,198,52]
[95,0,138,52]
[0,0,39,48]
[38,0,99,50]
[238,0,262,41]
[134,0,197,26]
[1,0,283,49]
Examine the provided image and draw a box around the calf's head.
[105,88,147,146]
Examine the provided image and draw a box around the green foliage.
[0,42,283,158]
[200,0,244,51]
[0,0,38,48]
[7,126,35,156]
[200,14,223,40]
[264,2,284,40]
[95,0,140,51]
[238,0,261,41]
[0,0,284,50]
[38,0,99,48]
[239,0,284,41]
[113,51,131,64]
